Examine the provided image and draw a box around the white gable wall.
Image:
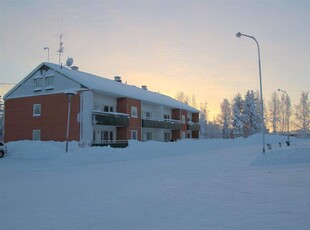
[6,67,83,99]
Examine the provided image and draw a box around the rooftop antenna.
[44,47,49,62]
[57,18,64,65]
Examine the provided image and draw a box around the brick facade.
[117,98,142,141]
[4,94,80,142]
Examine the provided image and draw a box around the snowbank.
[1,134,310,230]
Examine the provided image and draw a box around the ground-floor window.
[33,129,41,141]
[143,132,152,141]
[131,130,137,140]
[100,130,113,142]
[164,132,171,142]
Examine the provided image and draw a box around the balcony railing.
[92,140,128,148]
[93,111,129,127]
[187,122,200,131]
[142,118,183,130]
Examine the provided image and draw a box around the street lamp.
[236,32,266,153]
[44,47,49,62]
[278,88,290,144]
[65,91,77,153]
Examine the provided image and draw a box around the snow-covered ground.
[1,135,310,230]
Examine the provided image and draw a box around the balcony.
[187,122,200,131]
[142,118,183,130]
[93,111,129,127]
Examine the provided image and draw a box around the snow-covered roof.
[5,62,199,113]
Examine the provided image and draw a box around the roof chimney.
[142,85,148,90]
[114,76,122,83]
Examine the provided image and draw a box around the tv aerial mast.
[57,19,64,65]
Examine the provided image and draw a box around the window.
[163,114,170,120]
[181,115,186,123]
[131,130,137,140]
[164,132,171,142]
[33,104,41,116]
[93,130,96,141]
[103,106,113,112]
[104,106,109,112]
[34,78,42,91]
[142,111,152,119]
[33,130,41,141]
[146,132,152,141]
[45,76,54,90]
[131,106,138,118]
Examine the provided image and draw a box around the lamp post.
[65,92,77,153]
[236,32,265,153]
[44,47,49,62]
[278,88,290,143]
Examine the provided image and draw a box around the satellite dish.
[66,57,73,67]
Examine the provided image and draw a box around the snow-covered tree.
[243,90,260,137]
[199,100,208,139]
[217,99,232,138]
[206,120,222,139]
[231,93,244,138]
[294,91,310,136]
[268,91,281,133]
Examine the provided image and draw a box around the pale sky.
[1,0,309,118]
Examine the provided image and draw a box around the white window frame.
[33,104,41,117]
[131,130,137,140]
[45,76,54,90]
[33,78,43,91]
[33,129,41,141]
[131,106,138,118]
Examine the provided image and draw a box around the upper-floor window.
[45,76,54,90]
[34,78,42,91]
[131,106,138,118]
[142,111,152,119]
[33,104,41,116]
[163,114,170,120]
[103,106,114,113]
[181,115,186,123]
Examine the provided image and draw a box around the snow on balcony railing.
[93,110,129,117]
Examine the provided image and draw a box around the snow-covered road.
[1,135,309,230]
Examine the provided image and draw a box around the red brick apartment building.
[4,62,200,146]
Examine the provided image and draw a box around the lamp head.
[236,32,242,38]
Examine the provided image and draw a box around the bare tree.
[278,93,292,134]
[175,91,189,104]
[268,92,281,133]
[294,91,310,136]
[191,94,197,109]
